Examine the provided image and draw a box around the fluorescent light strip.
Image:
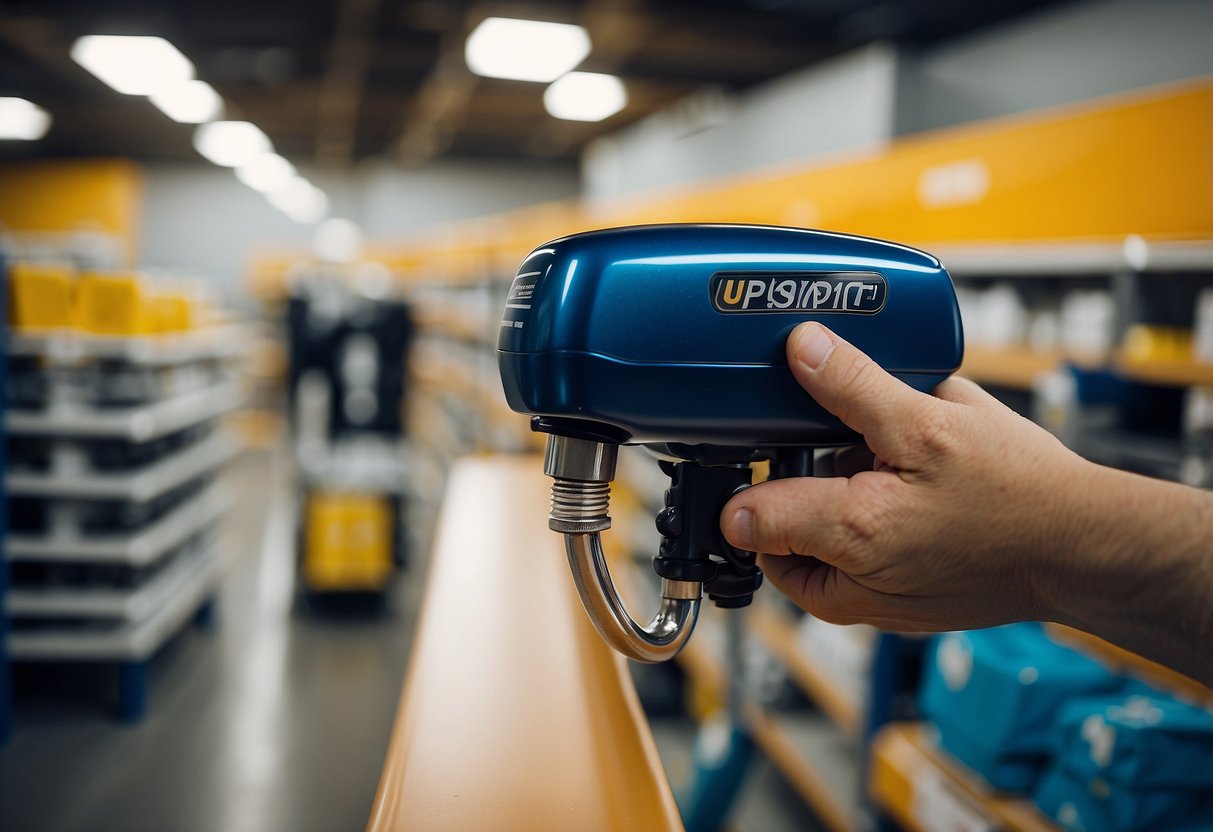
[193,121,271,167]
[544,72,626,122]
[267,177,328,224]
[236,152,296,192]
[465,17,590,82]
[150,79,222,124]
[0,98,52,140]
[71,35,194,96]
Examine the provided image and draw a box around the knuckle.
[908,406,958,457]
[836,496,888,557]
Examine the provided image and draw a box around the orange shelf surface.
[960,346,1063,390]
[366,457,682,832]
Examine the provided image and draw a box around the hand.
[720,321,1094,632]
[717,322,1213,684]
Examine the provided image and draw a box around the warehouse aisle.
[0,450,426,832]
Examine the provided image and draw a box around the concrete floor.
[0,449,820,832]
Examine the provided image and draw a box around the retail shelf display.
[7,547,219,660]
[870,722,1058,832]
[747,604,864,739]
[6,480,228,564]
[1114,353,1213,388]
[6,378,242,440]
[6,429,237,502]
[7,322,247,367]
[7,536,216,621]
[664,594,858,832]
[5,276,243,721]
[960,346,1063,391]
[1046,625,1213,706]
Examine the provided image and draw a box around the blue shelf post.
[1,254,12,744]
[117,661,148,722]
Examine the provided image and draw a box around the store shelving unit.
[5,377,241,440]
[4,325,243,720]
[870,722,1058,832]
[868,621,1213,832]
[1046,625,1213,707]
[747,604,863,739]
[661,600,860,832]
[960,346,1062,391]
[946,238,1213,394]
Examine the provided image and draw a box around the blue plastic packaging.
[1056,692,1213,788]
[1032,691,1213,831]
[1034,764,1213,832]
[919,624,1123,792]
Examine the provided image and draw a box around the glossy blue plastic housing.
[497,224,963,447]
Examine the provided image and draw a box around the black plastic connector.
[651,460,763,608]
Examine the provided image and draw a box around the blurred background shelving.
[5,261,244,720]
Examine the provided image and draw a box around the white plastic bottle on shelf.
[1192,288,1213,364]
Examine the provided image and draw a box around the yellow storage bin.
[8,261,75,331]
[149,292,195,333]
[74,271,150,335]
[1122,325,1194,364]
[303,492,394,591]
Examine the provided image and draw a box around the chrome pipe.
[563,532,700,663]
[545,434,701,662]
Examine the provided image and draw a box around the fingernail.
[794,324,834,371]
[728,508,754,550]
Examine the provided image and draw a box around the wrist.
[1034,459,1213,683]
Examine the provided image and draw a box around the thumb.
[788,322,948,468]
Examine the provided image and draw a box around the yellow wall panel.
[0,158,143,257]
[598,78,1213,246]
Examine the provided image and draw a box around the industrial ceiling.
[0,0,1067,167]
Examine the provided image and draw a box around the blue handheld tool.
[497,224,963,661]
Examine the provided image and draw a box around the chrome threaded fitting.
[544,435,619,534]
[549,478,612,534]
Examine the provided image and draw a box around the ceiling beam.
[392,5,485,167]
[314,0,380,167]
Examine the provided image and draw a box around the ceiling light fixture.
[193,120,271,167]
[268,177,328,224]
[465,17,590,82]
[0,97,52,140]
[149,79,222,124]
[544,72,627,122]
[71,35,194,96]
[235,152,295,192]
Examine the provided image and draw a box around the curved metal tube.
[563,532,700,663]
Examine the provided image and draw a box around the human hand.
[720,321,1095,632]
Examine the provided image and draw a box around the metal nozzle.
[544,434,701,663]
